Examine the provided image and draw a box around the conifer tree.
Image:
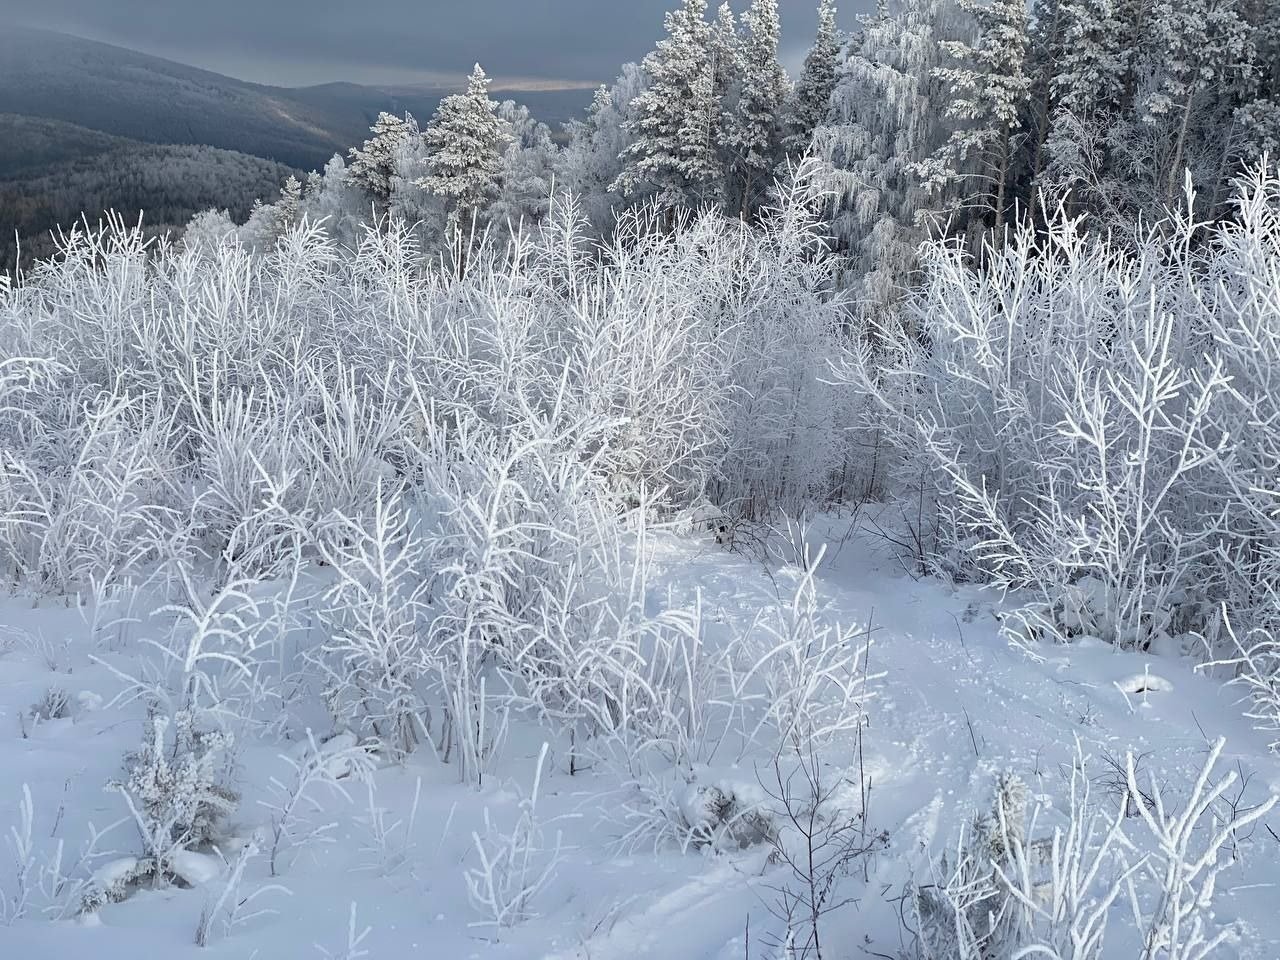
[1053,0,1130,120]
[710,3,745,191]
[348,112,414,206]
[1235,0,1280,160]
[1023,0,1064,194]
[419,64,513,229]
[1037,0,1139,221]
[386,114,440,225]
[1141,0,1252,201]
[277,174,302,232]
[613,0,722,210]
[488,100,559,231]
[729,0,790,214]
[783,0,842,158]
[920,0,1032,230]
[558,63,648,233]
[816,0,959,320]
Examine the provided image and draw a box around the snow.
[1,511,1276,958]
[168,851,225,888]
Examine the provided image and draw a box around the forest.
[1,1,1279,958]
[0,128,299,269]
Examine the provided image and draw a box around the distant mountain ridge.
[0,27,593,172]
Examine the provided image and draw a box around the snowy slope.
[1,512,1276,959]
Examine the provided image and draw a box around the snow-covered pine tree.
[277,174,302,231]
[386,113,441,226]
[919,0,1032,232]
[1037,0,1139,222]
[488,100,559,233]
[348,112,414,207]
[710,3,745,196]
[1141,0,1252,202]
[613,0,722,212]
[301,154,366,247]
[729,0,790,215]
[557,63,648,234]
[815,0,958,320]
[1053,0,1130,120]
[782,0,842,159]
[1235,0,1280,160]
[1022,0,1064,200]
[419,63,513,230]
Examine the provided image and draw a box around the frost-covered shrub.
[311,486,434,759]
[915,742,1279,960]
[733,552,879,755]
[836,163,1280,658]
[112,712,238,872]
[183,208,238,254]
[29,686,71,722]
[916,774,1033,960]
[0,168,868,803]
[1205,608,1280,753]
[464,744,561,928]
[0,165,854,592]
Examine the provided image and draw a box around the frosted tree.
[556,64,649,233]
[386,113,442,227]
[1236,0,1280,159]
[183,208,237,252]
[1044,0,1255,220]
[277,175,302,230]
[918,0,1032,231]
[1021,0,1064,198]
[782,0,842,158]
[419,64,513,231]
[1053,0,1131,119]
[1140,0,1252,202]
[238,201,280,251]
[728,0,790,214]
[348,112,415,207]
[488,101,559,233]
[301,154,367,247]
[613,0,722,211]
[814,0,958,321]
[1036,0,1140,221]
[557,64,647,233]
[710,3,745,191]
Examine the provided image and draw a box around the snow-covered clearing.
[2,511,1276,960]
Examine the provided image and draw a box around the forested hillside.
[0,115,133,179]
[0,131,298,269]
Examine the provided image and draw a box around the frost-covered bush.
[916,774,1034,959]
[836,164,1280,660]
[311,486,434,758]
[0,167,866,810]
[0,165,854,594]
[464,744,561,928]
[112,711,238,874]
[915,741,1278,960]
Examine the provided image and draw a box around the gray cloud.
[0,0,870,88]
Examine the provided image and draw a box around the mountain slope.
[0,114,134,179]
[0,130,297,270]
[0,28,350,170]
[0,28,593,171]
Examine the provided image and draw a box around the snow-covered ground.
[1,513,1277,959]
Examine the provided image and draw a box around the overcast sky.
[1,0,869,89]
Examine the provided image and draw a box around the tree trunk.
[1029,0,1063,221]
[994,124,1011,237]
[1167,89,1197,204]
